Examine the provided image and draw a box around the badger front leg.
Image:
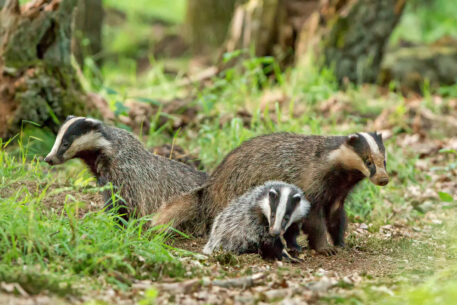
[259,235,284,261]
[102,189,129,223]
[283,222,302,255]
[302,205,337,256]
[326,199,347,247]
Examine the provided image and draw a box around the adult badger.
[154,132,389,254]
[44,116,207,220]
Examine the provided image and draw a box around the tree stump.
[0,0,92,139]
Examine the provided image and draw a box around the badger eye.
[365,160,373,167]
[384,160,386,167]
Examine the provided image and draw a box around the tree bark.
[223,0,282,57]
[185,0,237,52]
[0,0,93,139]
[318,0,407,83]
[72,0,103,67]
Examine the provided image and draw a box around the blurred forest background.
[1,0,457,304]
[1,0,457,140]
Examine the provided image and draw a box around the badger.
[154,132,388,255]
[203,181,310,261]
[44,116,207,220]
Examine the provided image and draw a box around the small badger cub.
[203,181,310,260]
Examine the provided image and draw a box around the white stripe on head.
[359,132,380,155]
[46,117,82,158]
[62,130,111,160]
[272,187,290,234]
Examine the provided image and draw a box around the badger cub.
[44,116,207,221]
[203,181,310,261]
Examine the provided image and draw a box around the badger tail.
[152,185,207,236]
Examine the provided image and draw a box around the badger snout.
[44,154,59,165]
[376,177,389,186]
[269,228,281,237]
[370,169,389,186]
[44,155,54,165]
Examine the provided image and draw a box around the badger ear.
[292,193,302,204]
[85,118,102,130]
[64,115,76,122]
[346,134,359,147]
[269,189,278,202]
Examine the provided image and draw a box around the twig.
[206,272,265,289]
[176,66,219,87]
[280,235,303,264]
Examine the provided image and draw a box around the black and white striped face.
[329,132,389,186]
[44,116,110,165]
[260,185,310,237]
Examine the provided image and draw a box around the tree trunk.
[318,0,407,84]
[222,0,406,84]
[186,0,237,53]
[223,0,282,57]
[72,0,103,67]
[0,0,93,139]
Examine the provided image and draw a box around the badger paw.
[315,247,339,256]
[287,246,303,258]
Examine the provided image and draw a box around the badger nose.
[377,177,389,186]
[269,229,281,237]
[44,156,54,165]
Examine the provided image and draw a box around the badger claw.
[282,254,304,264]
[316,247,339,256]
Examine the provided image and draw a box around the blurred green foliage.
[390,0,457,45]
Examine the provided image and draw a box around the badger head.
[259,183,310,237]
[329,132,389,186]
[44,116,111,165]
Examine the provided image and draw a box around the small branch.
[206,272,266,289]
[176,66,219,87]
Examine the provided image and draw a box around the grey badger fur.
[203,181,310,260]
[154,132,388,254]
[44,116,207,220]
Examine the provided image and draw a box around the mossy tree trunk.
[317,0,407,83]
[221,0,406,84]
[0,0,93,139]
[185,0,237,53]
